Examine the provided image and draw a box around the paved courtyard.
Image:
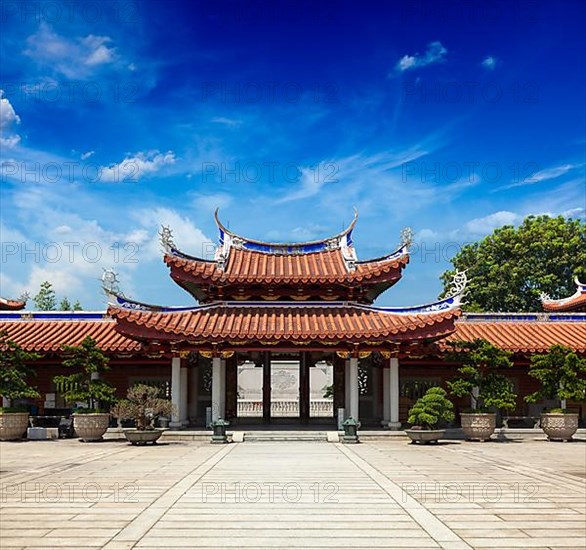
[0,438,584,549]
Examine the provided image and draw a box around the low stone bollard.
[27,427,59,440]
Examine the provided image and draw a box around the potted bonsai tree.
[447,339,516,441]
[111,384,175,445]
[406,387,455,444]
[525,344,586,441]
[0,331,40,441]
[54,336,116,442]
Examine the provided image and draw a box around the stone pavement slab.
[1,438,584,549]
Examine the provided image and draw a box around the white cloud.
[81,150,95,160]
[82,35,116,66]
[0,90,21,148]
[481,56,498,70]
[497,163,578,190]
[135,207,213,260]
[23,23,123,79]
[464,211,521,234]
[211,117,243,127]
[275,136,449,205]
[191,192,233,212]
[99,151,176,183]
[395,41,447,73]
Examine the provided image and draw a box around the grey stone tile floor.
[1,438,584,549]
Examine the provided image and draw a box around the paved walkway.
[0,439,584,549]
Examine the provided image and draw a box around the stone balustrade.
[237,399,333,417]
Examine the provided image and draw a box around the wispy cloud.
[496,163,579,191]
[211,117,243,128]
[394,41,447,73]
[481,56,499,70]
[23,23,127,79]
[99,151,176,183]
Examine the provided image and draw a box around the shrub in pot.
[406,387,455,444]
[447,339,516,441]
[111,384,175,445]
[525,344,586,441]
[0,330,40,441]
[54,336,116,441]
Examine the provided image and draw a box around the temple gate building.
[1,212,585,427]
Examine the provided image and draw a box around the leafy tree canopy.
[33,281,83,311]
[525,345,586,406]
[33,281,56,311]
[441,215,586,312]
[0,330,40,404]
[54,336,115,410]
[408,387,454,429]
[446,338,517,411]
[112,384,175,430]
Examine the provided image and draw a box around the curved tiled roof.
[448,313,586,353]
[108,303,459,345]
[165,248,409,286]
[0,297,26,311]
[2,311,584,355]
[541,279,586,313]
[0,314,141,353]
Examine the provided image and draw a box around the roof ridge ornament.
[160,225,176,255]
[400,227,414,250]
[214,207,359,253]
[101,268,126,304]
[445,270,468,300]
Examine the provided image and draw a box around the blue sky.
[1,0,585,309]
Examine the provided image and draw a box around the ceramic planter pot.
[123,429,162,445]
[73,413,110,442]
[540,413,579,442]
[405,429,444,444]
[0,412,29,441]
[460,413,496,441]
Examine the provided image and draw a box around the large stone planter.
[73,413,110,442]
[460,413,496,441]
[123,429,162,445]
[540,413,579,442]
[406,429,444,444]
[0,412,29,441]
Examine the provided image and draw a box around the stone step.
[243,431,328,442]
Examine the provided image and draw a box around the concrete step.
[243,431,328,442]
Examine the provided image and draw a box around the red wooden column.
[262,351,271,423]
[299,352,311,423]
[224,355,238,421]
[333,354,345,420]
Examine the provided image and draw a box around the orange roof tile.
[165,249,408,286]
[449,318,586,353]
[542,292,586,312]
[108,303,458,344]
[0,316,141,353]
[0,297,26,311]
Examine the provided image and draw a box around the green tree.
[446,339,517,411]
[525,345,586,409]
[441,215,586,312]
[408,387,455,429]
[34,281,56,311]
[54,337,116,411]
[111,384,175,430]
[58,297,83,311]
[0,330,40,408]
